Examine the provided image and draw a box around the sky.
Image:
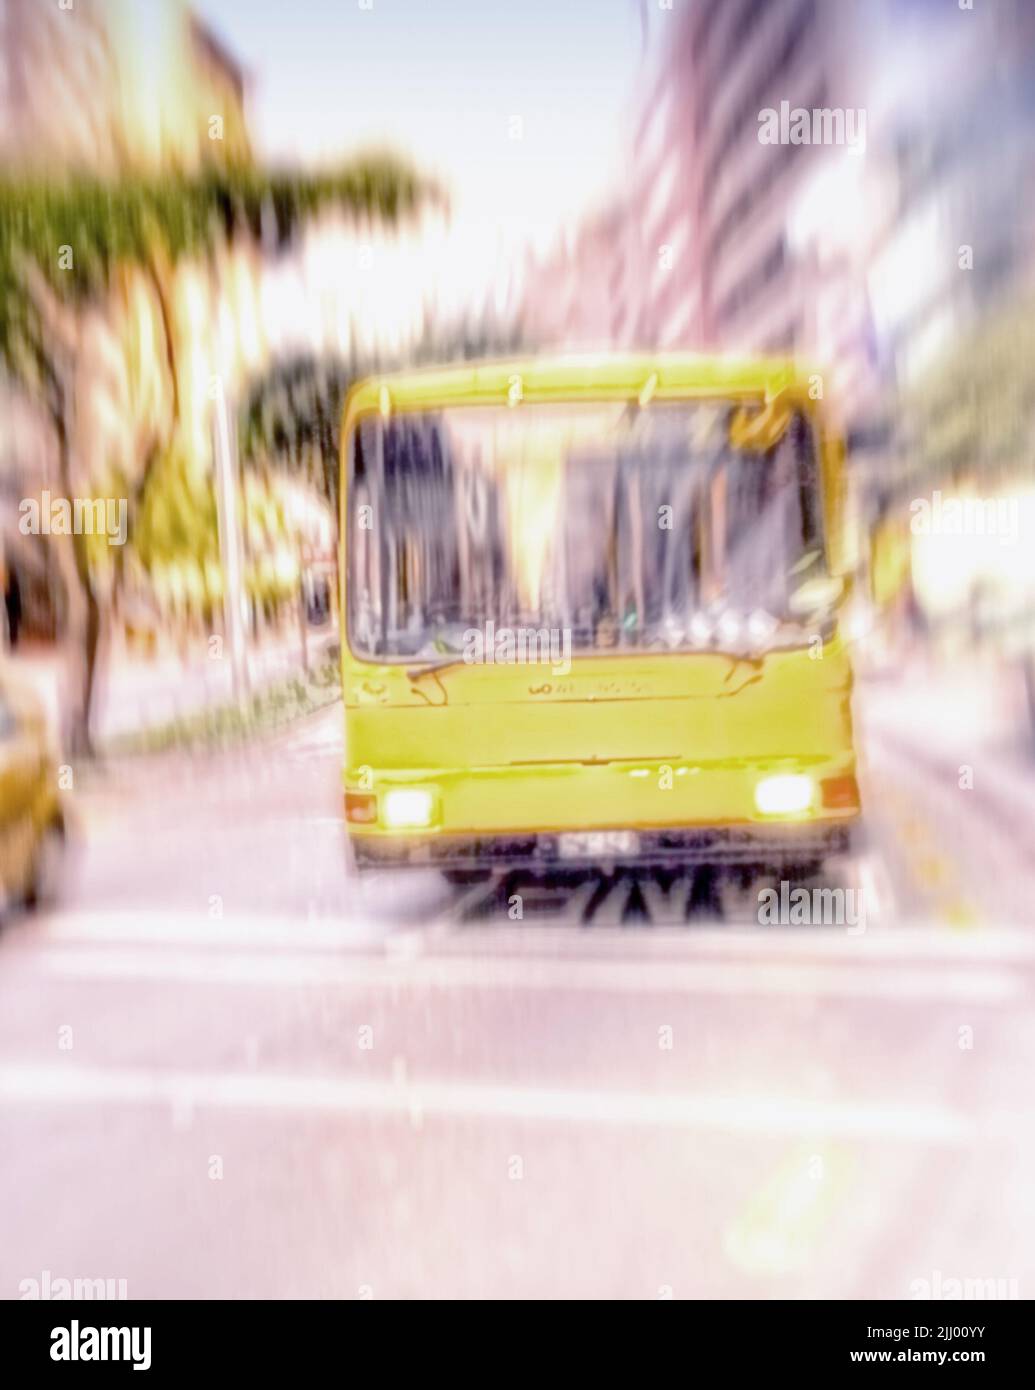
[193,0,657,257]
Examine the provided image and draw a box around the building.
[522,199,640,351]
[523,0,867,360]
[0,0,250,174]
[525,0,1034,427]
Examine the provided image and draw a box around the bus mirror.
[728,399,793,452]
[789,574,845,617]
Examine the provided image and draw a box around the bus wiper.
[403,660,457,707]
[720,651,765,697]
[406,655,466,681]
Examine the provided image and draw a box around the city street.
[1,674,1033,1300]
[3,0,1035,1332]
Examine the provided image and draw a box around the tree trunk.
[78,559,104,758]
[23,274,103,758]
[49,399,98,757]
[49,528,93,757]
[144,254,181,424]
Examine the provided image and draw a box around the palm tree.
[0,157,437,752]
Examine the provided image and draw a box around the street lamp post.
[212,385,250,704]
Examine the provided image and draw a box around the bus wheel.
[715,865,766,922]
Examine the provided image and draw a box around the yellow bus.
[339,355,860,887]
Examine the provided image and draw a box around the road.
[1,680,1034,1299]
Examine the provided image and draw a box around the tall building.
[522,200,637,350]
[526,0,1035,440]
[0,0,250,175]
[523,0,865,359]
[624,13,700,350]
[640,0,882,358]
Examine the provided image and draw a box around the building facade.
[0,0,249,174]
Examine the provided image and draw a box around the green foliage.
[240,355,353,510]
[899,292,1035,487]
[0,154,436,481]
[0,155,433,348]
[132,445,304,607]
[0,155,432,748]
[133,444,220,570]
[0,154,434,592]
[238,316,526,513]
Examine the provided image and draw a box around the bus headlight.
[382,788,434,829]
[754,774,813,816]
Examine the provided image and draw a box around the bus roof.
[341,353,824,426]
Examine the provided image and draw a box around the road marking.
[27,911,1035,961]
[856,853,891,923]
[34,942,1023,1002]
[37,915,382,950]
[724,1143,854,1276]
[0,1062,993,1145]
[944,901,980,928]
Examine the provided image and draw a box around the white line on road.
[35,943,1022,1002]
[0,1061,995,1145]
[33,913,1035,963]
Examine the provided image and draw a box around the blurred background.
[1,0,1034,1301]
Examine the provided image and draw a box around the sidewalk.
[5,624,339,747]
[858,648,1029,758]
[856,646,1035,820]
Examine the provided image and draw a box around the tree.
[238,315,526,515]
[0,157,436,751]
[896,291,1035,494]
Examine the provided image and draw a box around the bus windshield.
[347,399,827,661]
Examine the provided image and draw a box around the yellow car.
[338,355,860,880]
[0,670,66,913]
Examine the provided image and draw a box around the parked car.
[0,668,66,916]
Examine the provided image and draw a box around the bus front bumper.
[348,819,858,873]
